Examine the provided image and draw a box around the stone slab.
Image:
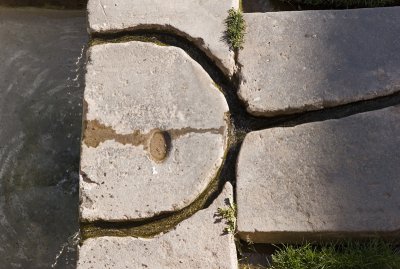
[237,106,400,243]
[80,41,229,222]
[78,183,238,269]
[238,8,400,116]
[87,0,238,77]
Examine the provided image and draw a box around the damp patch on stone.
[80,41,229,222]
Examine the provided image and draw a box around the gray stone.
[238,8,400,116]
[87,0,238,77]
[78,183,238,269]
[80,41,229,222]
[237,107,400,243]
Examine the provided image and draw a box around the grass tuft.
[225,8,246,50]
[271,240,400,269]
[217,198,237,234]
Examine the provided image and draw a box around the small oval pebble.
[148,130,168,162]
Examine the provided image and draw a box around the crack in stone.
[81,29,400,241]
[89,31,400,133]
[80,132,235,240]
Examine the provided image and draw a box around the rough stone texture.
[237,106,400,243]
[87,0,238,77]
[238,8,400,116]
[80,41,229,222]
[78,183,238,269]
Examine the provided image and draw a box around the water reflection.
[0,8,87,268]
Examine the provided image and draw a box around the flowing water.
[0,8,87,268]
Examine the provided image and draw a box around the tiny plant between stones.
[225,8,246,50]
[217,197,237,234]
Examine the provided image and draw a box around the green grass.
[217,198,237,234]
[285,0,400,8]
[225,8,246,50]
[270,240,400,269]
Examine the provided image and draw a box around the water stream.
[0,8,87,268]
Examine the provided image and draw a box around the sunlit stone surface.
[237,107,400,243]
[78,183,238,269]
[238,8,400,116]
[87,0,238,77]
[80,41,229,222]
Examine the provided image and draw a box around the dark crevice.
[80,136,240,240]
[91,24,231,76]
[248,91,400,131]
[91,30,400,135]
[242,0,400,12]
[90,30,260,133]
[83,29,400,239]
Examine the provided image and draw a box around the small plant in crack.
[225,8,246,50]
[217,197,237,234]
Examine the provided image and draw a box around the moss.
[81,151,229,240]
[81,119,233,240]
[89,35,168,47]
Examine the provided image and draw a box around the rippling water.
[0,8,87,268]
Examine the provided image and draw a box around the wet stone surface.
[237,106,400,243]
[78,183,238,269]
[238,8,400,116]
[80,41,229,222]
[87,0,238,77]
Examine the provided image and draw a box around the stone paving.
[87,0,238,77]
[81,41,229,222]
[79,1,400,267]
[237,106,400,243]
[78,183,237,269]
[238,8,400,117]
